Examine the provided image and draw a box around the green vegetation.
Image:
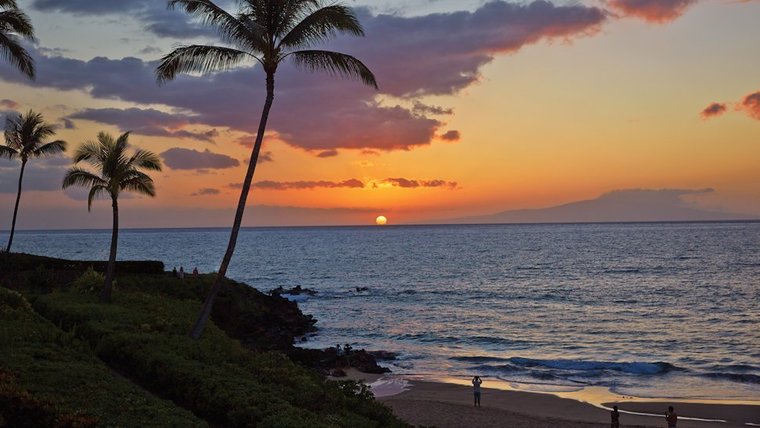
[157,0,378,339]
[1,254,407,427]
[0,287,206,427]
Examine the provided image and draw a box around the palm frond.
[86,184,109,211]
[120,177,156,197]
[72,140,105,167]
[0,144,18,159]
[0,9,36,39]
[31,140,66,158]
[0,32,34,79]
[127,149,162,172]
[62,167,107,190]
[156,45,252,84]
[0,1,19,10]
[291,50,377,88]
[168,0,265,52]
[279,5,363,49]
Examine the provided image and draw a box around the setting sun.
[375,215,388,225]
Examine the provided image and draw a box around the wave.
[700,372,760,384]
[487,357,679,375]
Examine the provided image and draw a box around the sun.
[375,215,388,226]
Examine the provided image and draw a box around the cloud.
[6,1,607,152]
[255,179,365,190]
[0,156,70,193]
[160,148,239,170]
[69,108,218,142]
[317,149,339,158]
[439,130,461,141]
[191,188,221,196]
[30,0,214,40]
[608,0,698,23]
[382,178,459,189]
[739,91,760,120]
[0,99,19,109]
[700,102,727,119]
[61,118,76,129]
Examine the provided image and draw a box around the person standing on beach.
[611,405,620,428]
[666,406,677,428]
[472,376,482,407]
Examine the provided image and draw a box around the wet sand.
[376,380,760,428]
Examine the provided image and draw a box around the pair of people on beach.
[610,405,677,428]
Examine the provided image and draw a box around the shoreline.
[347,372,760,427]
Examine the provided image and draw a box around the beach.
[376,379,760,428]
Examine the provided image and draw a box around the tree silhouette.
[157,0,377,338]
[62,132,162,302]
[0,0,36,78]
[1,110,66,252]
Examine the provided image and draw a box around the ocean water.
[4,222,760,400]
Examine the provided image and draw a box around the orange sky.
[0,0,759,228]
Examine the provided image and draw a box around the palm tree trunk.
[5,159,26,253]
[101,195,119,303]
[189,72,276,339]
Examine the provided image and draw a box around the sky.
[0,0,759,229]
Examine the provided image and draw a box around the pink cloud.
[609,0,697,23]
[700,102,727,120]
[739,91,760,120]
[440,130,461,142]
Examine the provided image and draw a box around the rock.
[330,368,347,377]
[368,350,398,361]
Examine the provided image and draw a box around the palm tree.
[0,0,36,79]
[1,111,66,252]
[156,0,377,339]
[62,132,162,303]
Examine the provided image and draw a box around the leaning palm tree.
[157,0,377,339]
[62,132,161,303]
[1,110,66,252]
[0,0,36,78]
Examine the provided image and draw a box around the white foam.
[370,377,410,398]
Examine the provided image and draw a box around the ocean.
[4,222,760,401]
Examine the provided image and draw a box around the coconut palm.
[0,0,36,79]
[157,0,377,338]
[1,110,66,252]
[62,132,161,303]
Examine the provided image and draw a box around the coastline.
[359,373,760,428]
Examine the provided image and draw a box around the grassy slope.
[0,255,408,427]
[0,287,206,427]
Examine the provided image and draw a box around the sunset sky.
[1,0,759,229]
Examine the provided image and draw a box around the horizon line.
[5,219,760,233]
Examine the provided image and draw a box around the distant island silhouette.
[437,188,756,225]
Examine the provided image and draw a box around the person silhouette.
[472,376,482,407]
[611,405,620,428]
[666,406,678,428]
[179,266,185,280]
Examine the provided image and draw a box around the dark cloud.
[160,148,239,170]
[412,102,453,116]
[0,156,70,193]
[383,178,458,189]
[69,108,218,142]
[317,149,339,158]
[191,188,221,196]
[30,0,216,40]
[440,130,461,141]
[608,0,697,23]
[739,91,760,120]
[700,102,727,120]
[256,179,365,190]
[61,118,76,129]
[6,1,606,152]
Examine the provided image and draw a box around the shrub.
[69,267,104,294]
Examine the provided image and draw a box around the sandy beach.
[371,377,760,428]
